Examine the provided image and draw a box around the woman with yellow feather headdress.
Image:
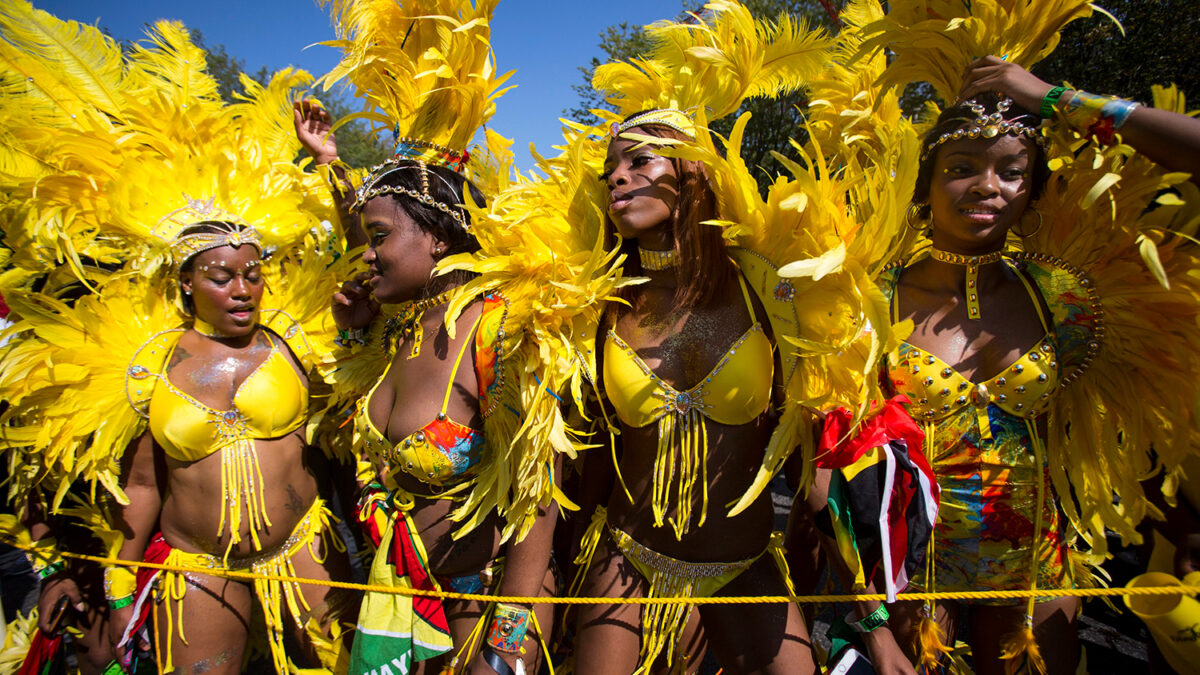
[544,2,886,672]
[814,1,1200,673]
[300,0,608,673]
[0,3,356,673]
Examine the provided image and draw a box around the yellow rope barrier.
[18,543,1200,607]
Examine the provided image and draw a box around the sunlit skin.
[361,197,442,304]
[180,244,264,341]
[927,135,1035,255]
[337,195,559,673]
[900,134,1045,381]
[110,242,354,673]
[602,130,680,251]
[572,135,818,675]
[838,132,1079,675]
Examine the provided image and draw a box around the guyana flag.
[818,397,939,602]
[349,498,452,675]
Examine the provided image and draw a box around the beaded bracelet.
[846,604,890,633]
[1040,86,1067,119]
[34,560,65,580]
[335,326,367,347]
[486,603,531,654]
[24,538,65,580]
[1063,90,1141,144]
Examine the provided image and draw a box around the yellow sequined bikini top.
[142,330,308,462]
[603,275,774,428]
[886,258,1059,433]
[602,274,774,539]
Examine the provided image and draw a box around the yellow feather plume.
[593,0,832,120]
[436,128,635,542]
[855,0,1099,102]
[0,13,322,283]
[0,279,182,509]
[316,0,512,157]
[0,0,127,128]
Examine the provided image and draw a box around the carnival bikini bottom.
[124,498,346,674]
[573,506,798,674]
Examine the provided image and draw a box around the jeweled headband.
[610,108,696,139]
[157,197,263,266]
[921,98,1046,161]
[353,158,469,230]
[392,133,471,174]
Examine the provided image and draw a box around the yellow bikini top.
[356,308,488,488]
[603,275,774,428]
[886,259,1059,436]
[135,329,307,463]
[602,274,774,539]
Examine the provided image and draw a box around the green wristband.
[1041,86,1067,118]
[846,604,890,633]
[107,594,135,610]
[35,561,65,580]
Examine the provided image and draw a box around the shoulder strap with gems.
[125,330,186,418]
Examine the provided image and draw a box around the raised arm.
[960,56,1200,182]
[293,99,365,249]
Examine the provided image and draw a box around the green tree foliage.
[568,1,839,192]
[192,31,269,102]
[1032,0,1200,106]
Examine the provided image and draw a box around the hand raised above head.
[959,56,1057,114]
[293,98,340,165]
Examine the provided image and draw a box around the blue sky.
[35,0,686,170]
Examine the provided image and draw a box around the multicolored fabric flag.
[818,397,939,601]
[349,501,452,675]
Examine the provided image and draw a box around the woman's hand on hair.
[959,56,1061,114]
[293,98,339,165]
[332,272,379,330]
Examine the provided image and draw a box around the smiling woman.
[851,93,1085,675]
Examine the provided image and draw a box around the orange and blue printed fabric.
[879,263,1077,602]
[818,397,940,602]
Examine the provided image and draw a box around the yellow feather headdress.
[854,0,1101,103]
[0,4,322,284]
[0,8,342,511]
[316,0,513,174]
[593,0,832,124]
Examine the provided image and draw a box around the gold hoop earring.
[1013,209,1043,237]
[906,203,927,231]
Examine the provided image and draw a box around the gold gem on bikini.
[929,248,1004,320]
